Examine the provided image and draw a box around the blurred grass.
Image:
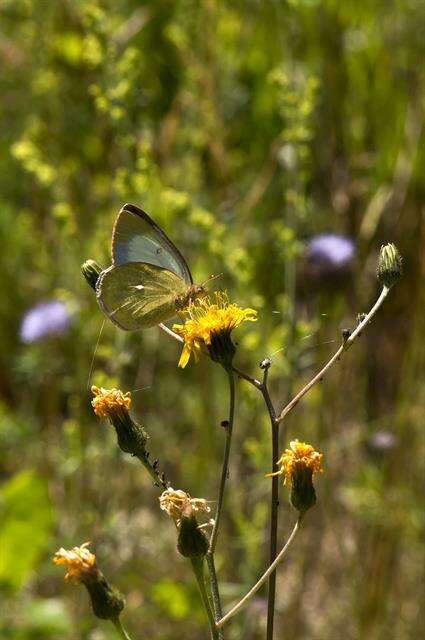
[0,1,424,638]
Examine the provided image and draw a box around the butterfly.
[96,203,208,330]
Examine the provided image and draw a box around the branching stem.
[217,517,302,628]
[276,286,389,422]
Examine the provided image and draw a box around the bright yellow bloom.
[159,487,211,524]
[91,386,131,418]
[53,542,96,583]
[266,440,323,485]
[172,291,257,368]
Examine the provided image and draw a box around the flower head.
[267,440,323,514]
[306,234,355,275]
[267,440,323,484]
[91,386,151,461]
[53,542,125,620]
[159,488,211,524]
[53,542,96,583]
[91,386,131,418]
[20,300,73,343]
[172,292,257,368]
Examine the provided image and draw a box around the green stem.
[209,368,236,553]
[217,517,302,628]
[206,553,224,639]
[112,618,133,640]
[266,418,280,640]
[191,558,220,640]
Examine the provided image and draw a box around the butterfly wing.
[112,203,193,284]
[97,262,189,330]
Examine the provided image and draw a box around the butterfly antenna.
[202,273,223,287]
[87,319,106,390]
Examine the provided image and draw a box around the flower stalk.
[276,285,390,423]
[217,517,302,628]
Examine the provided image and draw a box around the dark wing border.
[111,203,193,284]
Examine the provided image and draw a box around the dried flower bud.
[377,243,402,289]
[159,488,210,524]
[81,260,103,291]
[53,542,125,621]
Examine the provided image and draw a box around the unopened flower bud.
[377,243,402,289]
[82,260,103,291]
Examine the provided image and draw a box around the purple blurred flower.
[20,300,72,343]
[368,430,397,452]
[306,234,355,275]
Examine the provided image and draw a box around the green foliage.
[0,471,53,591]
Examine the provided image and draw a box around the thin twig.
[276,286,390,423]
[217,517,302,628]
[112,618,133,640]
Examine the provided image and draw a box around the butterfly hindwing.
[112,203,193,283]
[97,262,189,330]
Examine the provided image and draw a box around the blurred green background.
[0,1,424,638]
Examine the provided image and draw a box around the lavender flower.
[20,300,72,343]
[306,234,355,275]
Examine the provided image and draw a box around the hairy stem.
[191,558,220,640]
[217,517,302,628]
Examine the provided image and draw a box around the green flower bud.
[83,568,125,621]
[377,243,402,289]
[290,464,317,515]
[177,514,209,558]
[81,259,103,291]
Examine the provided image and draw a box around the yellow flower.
[266,440,323,485]
[159,487,211,525]
[53,542,96,583]
[172,291,257,368]
[267,440,323,514]
[91,386,131,418]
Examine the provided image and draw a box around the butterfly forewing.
[97,262,189,330]
[112,203,193,284]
